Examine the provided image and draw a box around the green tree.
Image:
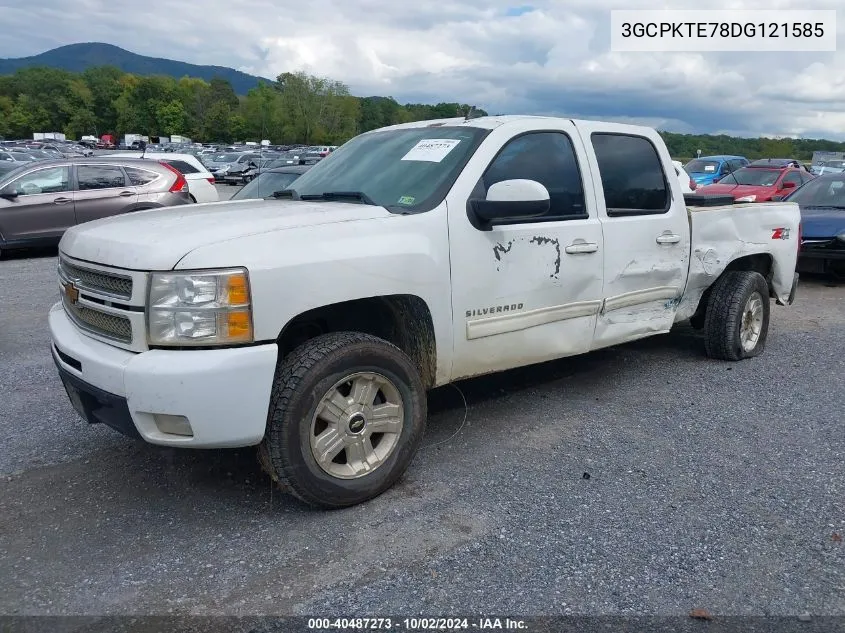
[203,101,232,141]
[156,99,188,135]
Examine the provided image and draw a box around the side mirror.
[0,187,18,200]
[782,181,797,189]
[468,179,550,230]
[837,232,845,243]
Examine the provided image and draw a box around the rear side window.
[77,165,126,190]
[591,133,670,216]
[124,166,160,186]
[480,131,587,221]
[162,160,199,174]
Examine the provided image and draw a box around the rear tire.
[703,271,770,361]
[261,332,426,509]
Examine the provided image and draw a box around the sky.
[0,0,843,139]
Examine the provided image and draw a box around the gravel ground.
[1,246,843,617]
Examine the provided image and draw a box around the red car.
[697,163,814,202]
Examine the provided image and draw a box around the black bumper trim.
[52,347,142,440]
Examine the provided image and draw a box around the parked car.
[748,158,809,171]
[696,163,814,202]
[107,153,218,204]
[684,155,749,187]
[0,158,192,257]
[207,153,262,183]
[0,151,40,163]
[810,160,845,176]
[229,165,314,200]
[672,160,697,193]
[783,173,845,278]
[49,115,800,509]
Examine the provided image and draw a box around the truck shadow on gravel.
[110,326,709,507]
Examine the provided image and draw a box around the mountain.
[0,42,272,94]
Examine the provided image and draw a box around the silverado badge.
[63,280,79,304]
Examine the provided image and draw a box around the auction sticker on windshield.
[401,139,461,162]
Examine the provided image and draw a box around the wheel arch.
[691,253,774,323]
[276,294,438,389]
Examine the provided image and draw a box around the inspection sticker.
[401,139,461,163]
[397,196,416,205]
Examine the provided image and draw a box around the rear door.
[575,124,691,349]
[0,165,73,243]
[72,163,137,225]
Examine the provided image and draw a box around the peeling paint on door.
[529,236,561,278]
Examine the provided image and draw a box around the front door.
[0,165,74,244]
[447,121,605,381]
[576,126,690,349]
[72,163,137,225]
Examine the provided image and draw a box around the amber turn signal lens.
[226,273,250,305]
[226,310,252,339]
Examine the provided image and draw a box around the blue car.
[684,155,749,187]
[785,173,845,278]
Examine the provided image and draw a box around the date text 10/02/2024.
[307,617,529,630]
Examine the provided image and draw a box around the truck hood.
[59,199,392,270]
[696,183,777,199]
[799,206,845,239]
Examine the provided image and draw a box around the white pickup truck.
[50,115,800,508]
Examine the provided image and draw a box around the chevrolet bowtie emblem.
[63,280,79,304]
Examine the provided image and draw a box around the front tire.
[261,332,426,509]
[703,270,770,361]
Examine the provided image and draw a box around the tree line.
[0,66,487,144]
[2,65,843,156]
[660,130,845,163]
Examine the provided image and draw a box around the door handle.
[53,197,72,205]
[119,191,134,197]
[564,242,599,254]
[656,233,681,244]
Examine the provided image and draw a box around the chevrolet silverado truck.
[49,116,801,508]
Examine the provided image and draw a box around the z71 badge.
[771,228,791,240]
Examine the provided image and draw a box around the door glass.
[590,133,669,214]
[481,132,586,220]
[77,165,127,191]
[10,167,70,196]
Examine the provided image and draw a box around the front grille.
[63,295,133,343]
[60,259,133,300]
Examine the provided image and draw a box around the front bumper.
[49,302,278,448]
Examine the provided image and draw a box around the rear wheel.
[260,332,426,508]
[703,271,770,360]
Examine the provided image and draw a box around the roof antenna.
[464,106,475,121]
[139,139,147,159]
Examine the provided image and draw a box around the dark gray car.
[0,158,192,257]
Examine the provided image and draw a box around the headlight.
[735,195,757,203]
[147,268,253,346]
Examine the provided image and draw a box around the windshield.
[0,163,30,184]
[288,126,489,211]
[718,168,781,187]
[786,175,845,207]
[685,159,721,173]
[231,171,305,200]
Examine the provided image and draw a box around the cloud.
[0,0,844,138]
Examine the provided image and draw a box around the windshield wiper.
[804,204,845,209]
[272,189,295,198]
[299,191,376,205]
